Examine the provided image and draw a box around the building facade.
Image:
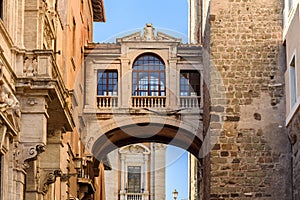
[283,0,300,199]
[0,0,106,199]
[83,23,203,199]
[104,143,166,200]
[192,0,292,199]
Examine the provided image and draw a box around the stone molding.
[116,24,182,43]
[119,144,151,155]
[42,170,62,194]
[15,143,46,169]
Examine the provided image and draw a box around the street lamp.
[172,189,178,200]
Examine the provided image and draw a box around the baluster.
[137,98,139,107]
[158,97,162,108]
[145,97,148,107]
[146,97,149,107]
[151,97,153,107]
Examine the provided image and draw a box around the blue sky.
[166,146,189,200]
[93,0,188,43]
[93,1,189,199]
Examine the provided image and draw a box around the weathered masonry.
[199,0,293,199]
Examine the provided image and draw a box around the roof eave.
[92,0,106,22]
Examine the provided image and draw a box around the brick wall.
[206,0,292,199]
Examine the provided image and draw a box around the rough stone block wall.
[288,112,300,200]
[207,0,292,199]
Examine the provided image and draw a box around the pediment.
[116,23,181,43]
[119,144,150,154]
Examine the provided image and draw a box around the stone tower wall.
[206,0,292,199]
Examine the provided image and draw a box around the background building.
[104,143,166,200]
[0,0,105,199]
[283,0,300,199]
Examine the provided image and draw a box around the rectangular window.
[180,71,201,96]
[290,56,297,108]
[97,70,118,96]
[127,166,141,193]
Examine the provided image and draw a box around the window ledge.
[286,97,300,126]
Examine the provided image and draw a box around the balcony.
[95,96,202,109]
[126,193,142,200]
[97,96,118,108]
[131,96,166,108]
[180,96,201,108]
[121,192,149,200]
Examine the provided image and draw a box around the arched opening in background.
[91,122,203,200]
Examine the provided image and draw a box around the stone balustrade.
[125,193,148,200]
[97,96,118,108]
[180,96,201,108]
[131,96,166,108]
[96,96,203,109]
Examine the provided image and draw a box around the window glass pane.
[97,70,118,95]
[128,166,141,193]
[132,54,165,96]
[180,70,200,96]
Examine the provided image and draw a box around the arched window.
[132,54,166,96]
